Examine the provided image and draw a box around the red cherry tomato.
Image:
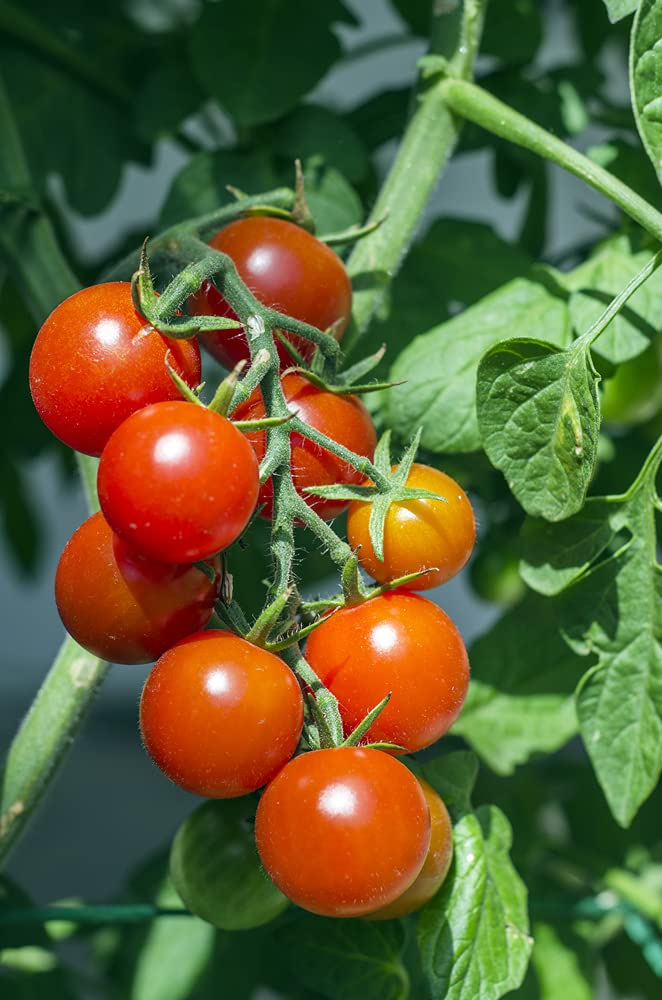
[55,512,221,664]
[255,747,430,917]
[187,217,352,369]
[97,400,259,563]
[305,590,469,752]
[29,282,201,456]
[233,373,376,520]
[347,463,476,590]
[370,777,453,919]
[140,630,304,797]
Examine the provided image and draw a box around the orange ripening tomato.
[347,463,476,589]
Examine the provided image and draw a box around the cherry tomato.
[187,217,352,369]
[170,797,288,930]
[233,373,376,520]
[29,282,201,456]
[347,463,476,590]
[55,512,221,664]
[305,590,469,752]
[255,747,430,917]
[370,778,453,919]
[97,400,259,563]
[140,630,304,797]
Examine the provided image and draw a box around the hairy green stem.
[440,79,662,245]
[344,0,488,347]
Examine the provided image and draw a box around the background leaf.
[630,0,662,185]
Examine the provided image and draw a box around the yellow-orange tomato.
[347,463,476,590]
[369,778,453,919]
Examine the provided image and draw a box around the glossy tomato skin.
[370,778,453,919]
[29,282,201,456]
[233,374,377,520]
[98,400,259,563]
[347,463,476,590]
[187,217,352,369]
[305,590,469,752]
[255,747,430,918]
[54,512,221,664]
[140,630,304,797]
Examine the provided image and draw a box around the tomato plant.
[140,630,304,797]
[347,463,476,589]
[305,590,469,751]
[254,747,431,918]
[28,282,201,456]
[233,372,377,519]
[188,217,352,369]
[55,512,221,664]
[97,400,259,562]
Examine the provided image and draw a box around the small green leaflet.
[527,923,594,1000]
[476,338,600,521]
[631,0,662,187]
[522,436,662,827]
[603,0,639,22]
[453,595,585,774]
[417,753,532,1000]
[385,276,571,454]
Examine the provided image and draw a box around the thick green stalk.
[0,71,106,867]
[344,0,488,347]
[440,79,662,245]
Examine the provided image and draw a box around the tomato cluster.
[30,216,475,922]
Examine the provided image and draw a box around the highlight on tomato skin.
[347,463,476,590]
[187,216,353,370]
[97,400,260,564]
[368,777,453,920]
[139,630,304,798]
[54,512,221,664]
[233,373,377,520]
[254,747,431,918]
[29,282,201,457]
[305,589,470,753]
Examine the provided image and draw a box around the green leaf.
[520,498,622,595]
[453,596,583,774]
[419,751,478,820]
[385,277,571,454]
[529,923,594,1000]
[169,798,288,931]
[346,88,410,152]
[130,881,214,1000]
[631,0,662,188]
[603,0,639,22]
[566,244,662,364]
[278,916,409,1000]
[301,158,363,235]
[417,803,532,1000]
[134,55,205,142]
[476,338,600,520]
[482,0,543,65]
[190,1,347,127]
[272,104,369,184]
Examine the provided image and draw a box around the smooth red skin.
[370,778,453,919]
[140,630,304,797]
[305,590,470,752]
[97,401,259,563]
[54,512,221,664]
[29,282,201,456]
[255,748,430,918]
[347,464,476,591]
[187,217,352,370]
[233,374,377,520]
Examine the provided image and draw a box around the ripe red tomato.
[255,747,430,917]
[187,217,352,369]
[233,373,377,520]
[370,777,453,919]
[55,512,221,664]
[140,630,304,797]
[305,590,469,752]
[347,463,476,590]
[29,282,201,456]
[97,400,259,563]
